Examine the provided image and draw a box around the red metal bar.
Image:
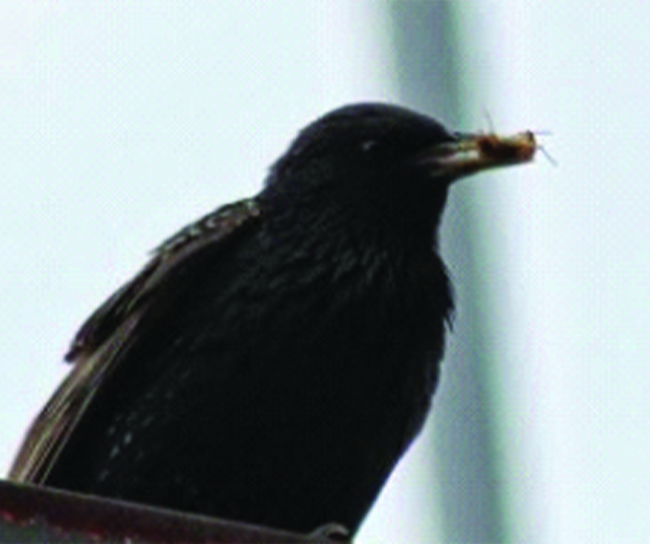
[0,479,348,542]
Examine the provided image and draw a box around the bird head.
[263,103,536,244]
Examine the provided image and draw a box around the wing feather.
[9,198,262,483]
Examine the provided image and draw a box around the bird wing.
[9,197,262,483]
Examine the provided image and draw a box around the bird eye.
[360,140,378,153]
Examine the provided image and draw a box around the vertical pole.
[387,2,508,541]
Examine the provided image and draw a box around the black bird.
[10,104,536,535]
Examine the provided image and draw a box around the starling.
[10,103,536,535]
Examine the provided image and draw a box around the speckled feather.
[10,199,263,484]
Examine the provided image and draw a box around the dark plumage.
[10,103,536,535]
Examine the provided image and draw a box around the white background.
[0,2,648,542]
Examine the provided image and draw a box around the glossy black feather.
[11,103,460,535]
[10,198,263,484]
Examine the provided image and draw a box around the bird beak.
[420,130,537,178]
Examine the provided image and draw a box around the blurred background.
[0,1,648,542]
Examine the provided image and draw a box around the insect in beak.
[421,130,538,178]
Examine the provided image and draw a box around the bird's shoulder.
[66,197,262,362]
[9,198,262,484]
